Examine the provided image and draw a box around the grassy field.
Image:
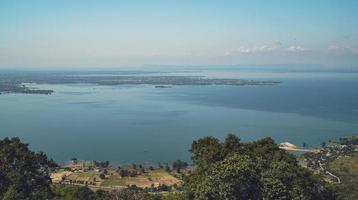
[328,153,358,200]
[76,171,97,178]
[51,168,182,189]
[144,170,171,178]
[328,153,358,181]
[100,169,181,188]
[101,175,126,187]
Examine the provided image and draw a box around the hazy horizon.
[1,64,358,73]
[1,0,358,69]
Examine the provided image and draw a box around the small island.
[155,85,172,88]
[0,82,53,95]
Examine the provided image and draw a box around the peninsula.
[0,70,280,94]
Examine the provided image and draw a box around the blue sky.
[0,0,357,68]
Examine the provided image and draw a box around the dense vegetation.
[0,137,56,199]
[0,135,349,200]
[184,134,334,200]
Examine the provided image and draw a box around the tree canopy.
[185,134,334,200]
[0,137,54,200]
[0,135,338,200]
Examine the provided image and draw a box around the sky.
[0,0,358,69]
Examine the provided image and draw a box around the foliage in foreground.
[52,185,162,200]
[51,185,108,200]
[0,135,341,200]
[0,137,55,200]
[185,134,335,200]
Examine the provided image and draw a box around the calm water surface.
[1,68,358,164]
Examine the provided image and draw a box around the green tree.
[109,188,161,200]
[190,136,223,167]
[71,157,78,164]
[164,163,170,172]
[187,154,262,200]
[185,134,334,200]
[321,142,326,148]
[99,173,106,179]
[93,160,110,168]
[0,137,53,200]
[223,133,242,155]
[163,192,188,200]
[172,160,188,173]
[51,185,108,200]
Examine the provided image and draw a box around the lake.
[1,67,358,165]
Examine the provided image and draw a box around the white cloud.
[236,42,283,54]
[287,46,309,52]
[238,45,275,54]
[229,42,311,55]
